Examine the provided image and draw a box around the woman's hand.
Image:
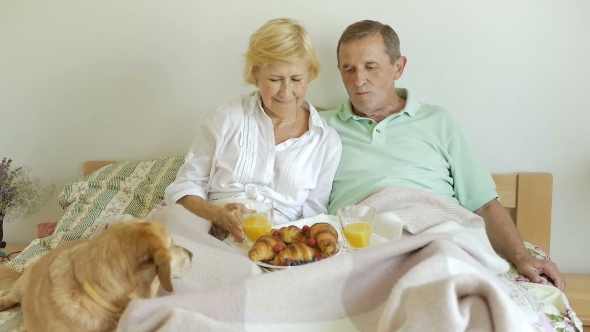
[176,195,255,243]
[215,203,250,243]
[176,195,250,243]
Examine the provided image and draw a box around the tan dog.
[0,220,192,332]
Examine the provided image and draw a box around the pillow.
[0,156,185,328]
[2,156,184,274]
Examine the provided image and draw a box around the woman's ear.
[252,67,260,86]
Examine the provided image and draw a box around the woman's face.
[255,61,309,117]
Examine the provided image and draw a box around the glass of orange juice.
[337,205,376,251]
[240,201,274,247]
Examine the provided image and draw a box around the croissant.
[273,243,319,266]
[248,236,285,261]
[278,225,308,243]
[308,223,339,255]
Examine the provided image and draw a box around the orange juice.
[343,222,373,248]
[242,214,272,242]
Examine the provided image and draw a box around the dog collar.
[83,280,121,314]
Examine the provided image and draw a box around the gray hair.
[337,20,401,65]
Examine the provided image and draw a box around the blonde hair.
[243,18,321,85]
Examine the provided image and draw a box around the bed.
[81,161,554,251]
[0,158,585,331]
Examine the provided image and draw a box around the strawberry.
[302,225,310,234]
[306,238,317,247]
[273,242,284,252]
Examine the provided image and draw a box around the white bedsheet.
[116,186,541,332]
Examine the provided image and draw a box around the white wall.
[1,0,588,273]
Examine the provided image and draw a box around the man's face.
[338,33,405,117]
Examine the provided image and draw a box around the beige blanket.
[116,187,539,332]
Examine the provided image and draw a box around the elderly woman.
[164,18,342,243]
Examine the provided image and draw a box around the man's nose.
[353,71,366,87]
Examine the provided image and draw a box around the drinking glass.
[239,201,274,247]
[337,205,376,251]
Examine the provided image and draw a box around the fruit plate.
[224,213,344,272]
[253,242,342,272]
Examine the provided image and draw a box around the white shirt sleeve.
[301,128,342,218]
[164,104,226,204]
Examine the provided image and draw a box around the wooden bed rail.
[83,161,116,177]
[492,173,553,255]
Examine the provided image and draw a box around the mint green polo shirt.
[320,88,498,214]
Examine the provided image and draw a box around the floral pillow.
[2,156,184,274]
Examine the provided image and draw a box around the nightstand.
[564,273,590,327]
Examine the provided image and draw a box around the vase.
[0,213,5,256]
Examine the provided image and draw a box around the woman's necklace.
[272,111,298,140]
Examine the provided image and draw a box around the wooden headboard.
[82,161,553,254]
[491,173,553,255]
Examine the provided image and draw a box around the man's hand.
[514,253,566,291]
[476,198,566,291]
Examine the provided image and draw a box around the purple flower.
[0,158,19,204]
[0,157,55,219]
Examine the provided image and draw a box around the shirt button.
[376,129,381,133]
[368,120,373,124]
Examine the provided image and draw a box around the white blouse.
[164,92,342,224]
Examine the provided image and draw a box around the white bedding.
[116,186,543,332]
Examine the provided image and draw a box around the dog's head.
[100,220,192,292]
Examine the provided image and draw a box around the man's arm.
[475,198,566,291]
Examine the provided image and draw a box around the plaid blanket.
[116,186,540,332]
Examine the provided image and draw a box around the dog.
[0,219,192,332]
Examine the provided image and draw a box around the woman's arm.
[177,195,246,243]
[165,103,248,242]
[164,108,222,204]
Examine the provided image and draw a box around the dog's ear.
[148,240,174,293]
[146,227,174,292]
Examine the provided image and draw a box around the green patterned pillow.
[2,156,184,274]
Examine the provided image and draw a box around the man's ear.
[336,63,344,77]
[394,56,407,80]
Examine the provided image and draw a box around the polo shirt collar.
[337,88,421,121]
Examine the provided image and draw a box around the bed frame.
[82,161,553,255]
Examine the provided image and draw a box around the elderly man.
[320,20,565,290]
